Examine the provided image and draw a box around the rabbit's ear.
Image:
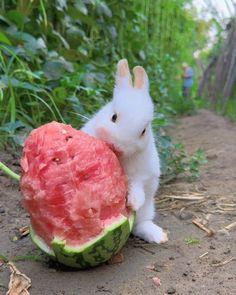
[115,59,132,88]
[133,66,149,90]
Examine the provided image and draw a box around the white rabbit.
[82,59,168,243]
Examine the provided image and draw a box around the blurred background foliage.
[0,0,210,180]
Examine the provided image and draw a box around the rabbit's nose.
[96,127,110,141]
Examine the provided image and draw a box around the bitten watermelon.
[20,122,134,268]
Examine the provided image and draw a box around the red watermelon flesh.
[20,122,128,247]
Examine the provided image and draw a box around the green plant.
[157,133,207,181]
[0,161,20,180]
[215,97,236,122]
[187,148,207,179]
[184,236,200,245]
[0,254,47,263]
[0,0,208,180]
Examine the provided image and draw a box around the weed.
[0,1,206,180]
[184,236,200,245]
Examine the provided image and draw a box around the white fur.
[82,60,168,244]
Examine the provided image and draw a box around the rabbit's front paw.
[127,191,145,211]
[133,221,168,244]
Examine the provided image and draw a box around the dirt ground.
[0,109,235,295]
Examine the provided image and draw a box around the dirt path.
[0,110,235,295]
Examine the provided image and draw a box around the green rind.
[30,226,55,258]
[51,215,131,268]
[30,213,135,269]
[128,212,135,231]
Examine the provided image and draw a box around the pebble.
[12,236,18,242]
[153,262,165,272]
[0,208,5,214]
[223,249,231,254]
[177,210,194,220]
[167,287,176,294]
[206,153,218,160]
[217,229,229,236]
[96,285,112,293]
[211,259,220,264]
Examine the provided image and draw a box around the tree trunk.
[198,18,236,105]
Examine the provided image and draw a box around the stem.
[0,162,20,181]
[40,0,48,28]
[9,86,16,123]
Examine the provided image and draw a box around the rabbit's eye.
[140,128,146,136]
[111,113,117,123]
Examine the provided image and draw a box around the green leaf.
[53,86,67,104]
[0,31,11,45]
[0,121,26,133]
[153,113,170,127]
[0,15,12,26]
[0,255,9,263]
[0,75,43,92]
[139,50,146,60]
[67,96,85,114]
[56,0,67,11]
[43,59,74,80]
[5,10,26,28]
[107,26,117,40]
[52,30,70,49]
[96,2,112,18]
[184,236,200,245]
[75,0,88,15]
[5,28,44,55]
[59,49,80,61]
[67,7,96,26]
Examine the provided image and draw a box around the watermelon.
[20,122,134,268]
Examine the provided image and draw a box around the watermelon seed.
[65,136,72,141]
[52,158,60,163]
[87,208,98,216]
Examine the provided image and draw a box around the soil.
[0,110,235,295]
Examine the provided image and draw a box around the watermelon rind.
[30,213,135,269]
[30,228,55,258]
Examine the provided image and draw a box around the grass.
[223,99,236,122]
[0,254,47,263]
[0,1,208,182]
[184,236,200,245]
